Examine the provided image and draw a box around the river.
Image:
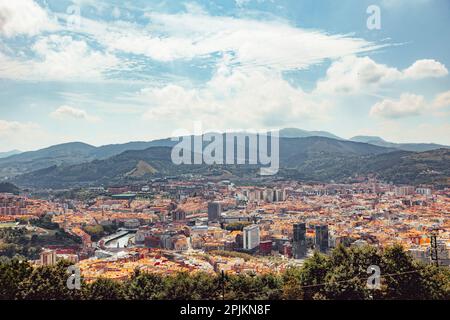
[104,232,136,249]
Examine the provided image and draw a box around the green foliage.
[0,260,82,300]
[124,270,166,300]
[0,228,39,259]
[18,260,83,300]
[379,244,448,300]
[225,273,283,300]
[54,188,104,201]
[84,278,125,300]
[281,266,304,300]
[13,139,450,189]
[0,259,32,300]
[0,182,20,194]
[225,222,251,231]
[208,250,254,261]
[297,251,330,300]
[0,245,448,300]
[0,225,81,260]
[290,244,450,300]
[322,245,381,300]
[31,214,59,230]
[162,272,221,300]
[83,225,105,242]
[82,223,119,242]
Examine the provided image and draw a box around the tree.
[323,245,382,300]
[125,269,166,300]
[0,259,32,300]
[190,272,222,300]
[225,222,251,231]
[224,273,282,300]
[162,272,220,300]
[83,225,105,242]
[282,267,304,300]
[18,260,82,300]
[0,182,19,194]
[258,273,283,300]
[380,244,449,300]
[31,214,59,230]
[1,244,448,300]
[84,278,125,300]
[298,251,330,300]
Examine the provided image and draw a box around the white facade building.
[243,224,260,250]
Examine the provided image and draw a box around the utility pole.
[221,270,226,301]
[430,231,439,267]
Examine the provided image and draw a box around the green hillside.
[12,136,450,188]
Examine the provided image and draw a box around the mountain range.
[0,139,175,179]
[0,150,22,159]
[349,136,447,152]
[279,128,343,140]
[0,128,448,188]
[7,132,449,189]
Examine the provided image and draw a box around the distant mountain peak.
[1,128,448,181]
[349,135,448,152]
[0,150,22,159]
[350,136,388,144]
[279,128,343,140]
[45,141,96,149]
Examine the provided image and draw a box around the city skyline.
[0,0,449,306]
[1,0,450,152]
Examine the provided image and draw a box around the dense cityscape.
[1,0,450,310]
[1,178,448,285]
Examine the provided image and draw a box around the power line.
[216,267,429,294]
[215,232,448,295]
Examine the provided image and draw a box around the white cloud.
[361,120,450,145]
[0,35,120,81]
[370,93,426,119]
[0,119,39,137]
[315,56,401,95]
[371,89,450,119]
[50,105,100,122]
[433,90,450,108]
[403,59,448,80]
[0,119,44,152]
[140,61,328,130]
[90,11,380,72]
[0,6,386,85]
[0,0,57,37]
[316,56,448,95]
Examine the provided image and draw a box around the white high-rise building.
[275,189,286,202]
[40,249,57,266]
[416,188,432,196]
[243,224,260,250]
[395,186,415,196]
[263,189,275,202]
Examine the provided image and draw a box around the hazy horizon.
[1,126,450,153]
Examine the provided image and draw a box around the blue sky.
[0,0,449,151]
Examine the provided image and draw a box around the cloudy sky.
[1,0,449,152]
